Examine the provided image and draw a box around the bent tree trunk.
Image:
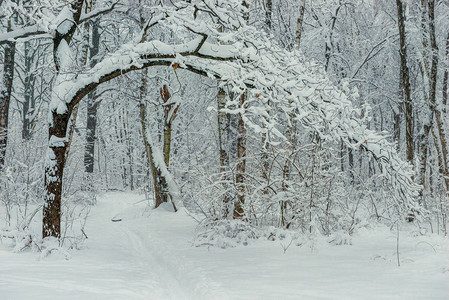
[139,74,175,208]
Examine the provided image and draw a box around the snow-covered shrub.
[194,219,261,248]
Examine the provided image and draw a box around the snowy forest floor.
[1,192,449,300]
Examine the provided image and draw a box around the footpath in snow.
[1,192,448,300]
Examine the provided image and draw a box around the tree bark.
[21,41,36,141]
[396,0,414,166]
[217,87,232,218]
[84,19,100,176]
[427,0,449,191]
[234,92,247,219]
[139,85,172,208]
[43,0,84,238]
[0,21,16,171]
[265,0,273,30]
[295,0,306,50]
[43,112,70,238]
[394,63,403,151]
[443,32,449,111]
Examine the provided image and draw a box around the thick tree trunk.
[42,0,85,238]
[43,112,70,238]
[396,0,414,166]
[64,103,79,161]
[0,37,16,171]
[84,19,100,176]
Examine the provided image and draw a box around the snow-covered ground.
[1,192,448,300]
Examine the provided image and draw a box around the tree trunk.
[394,63,403,150]
[84,19,100,176]
[295,0,306,50]
[427,0,449,191]
[217,87,232,218]
[43,112,70,238]
[22,41,36,141]
[265,0,273,30]
[443,32,449,111]
[234,92,247,219]
[0,25,16,171]
[396,0,414,166]
[324,3,342,72]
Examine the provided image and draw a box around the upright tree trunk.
[443,32,449,111]
[22,41,36,141]
[233,1,249,219]
[394,63,403,150]
[396,0,414,166]
[265,0,273,30]
[43,112,70,238]
[161,85,177,168]
[234,92,247,219]
[427,0,449,190]
[84,19,100,176]
[324,4,342,72]
[280,1,306,226]
[295,0,306,50]
[217,87,232,218]
[0,21,16,172]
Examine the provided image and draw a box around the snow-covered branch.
[0,26,49,45]
[47,0,420,215]
[79,1,120,23]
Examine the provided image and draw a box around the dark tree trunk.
[295,0,306,50]
[22,41,36,141]
[265,0,272,30]
[394,63,403,151]
[43,0,84,238]
[396,0,414,165]
[427,0,449,191]
[84,97,98,173]
[84,20,100,176]
[443,32,449,111]
[43,112,70,238]
[0,38,16,171]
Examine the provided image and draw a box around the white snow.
[1,192,448,299]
